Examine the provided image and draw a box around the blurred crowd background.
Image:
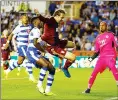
[1,1,118,51]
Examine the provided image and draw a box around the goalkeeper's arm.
[88,51,99,62]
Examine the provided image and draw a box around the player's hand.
[83,58,91,68]
[34,9,40,15]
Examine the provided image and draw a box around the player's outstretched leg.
[62,67,71,78]
[62,59,74,78]
[110,65,118,87]
[82,68,99,94]
[62,51,76,78]
[5,56,25,79]
[108,58,118,88]
[4,61,20,79]
[45,67,56,96]
[37,67,48,94]
[56,58,62,72]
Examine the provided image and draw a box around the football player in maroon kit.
[1,30,10,71]
[34,9,76,78]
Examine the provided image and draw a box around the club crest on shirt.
[106,35,109,38]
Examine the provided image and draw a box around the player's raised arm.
[34,9,66,25]
[34,9,51,24]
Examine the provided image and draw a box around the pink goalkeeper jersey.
[95,31,117,58]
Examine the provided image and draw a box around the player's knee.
[70,54,76,62]
[49,67,56,75]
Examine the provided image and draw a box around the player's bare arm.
[12,35,17,52]
[33,38,46,53]
[3,33,13,50]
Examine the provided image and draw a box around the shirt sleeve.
[94,39,100,53]
[12,25,20,35]
[112,34,118,47]
[38,15,55,25]
[33,29,41,38]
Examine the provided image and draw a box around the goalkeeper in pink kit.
[83,21,118,93]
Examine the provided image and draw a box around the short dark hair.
[31,17,39,24]
[53,9,66,16]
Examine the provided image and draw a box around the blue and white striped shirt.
[28,27,41,51]
[12,24,32,47]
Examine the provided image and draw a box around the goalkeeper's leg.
[110,66,118,99]
[83,68,99,93]
[108,58,118,87]
[110,65,118,86]
[83,58,107,94]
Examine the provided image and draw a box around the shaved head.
[100,21,107,26]
[100,21,108,33]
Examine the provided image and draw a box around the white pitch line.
[105,97,118,100]
[1,77,112,81]
[1,77,29,80]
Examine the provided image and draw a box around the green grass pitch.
[1,68,118,100]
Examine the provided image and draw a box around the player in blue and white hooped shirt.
[4,14,32,78]
[26,17,56,96]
